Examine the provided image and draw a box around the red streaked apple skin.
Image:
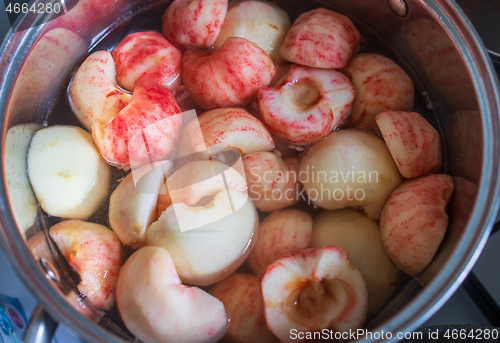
[258,64,355,145]
[112,31,181,92]
[50,220,124,310]
[162,0,228,50]
[376,110,442,179]
[243,152,300,212]
[380,174,454,277]
[182,37,276,109]
[345,53,415,132]
[69,50,132,131]
[209,273,279,343]
[279,8,362,69]
[116,247,227,343]
[262,247,367,343]
[247,209,312,277]
[92,83,182,169]
[180,107,275,156]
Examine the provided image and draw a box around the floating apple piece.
[258,64,355,145]
[280,8,362,69]
[27,126,110,219]
[50,220,124,310]
[209,273,278,343]
[214,1,291,63]
[4,124,41,235]
[146,169,258,285]
[345,53,415,132]
[247,209,312,276]
[116,246,227,343]
[311,209,399,317]
[299,129,403,220]
[179,107,275,157]
[69,50,132,131]
[28,231,97,320]
[182,37,276,109]
[112,31,182,92]
[380,174,454,277]
[162,0,228,50]
[376,110,442,178]
[262,246,367,343]
[418,176,477,286]
[110,163,172,249]
[92,82,182,169]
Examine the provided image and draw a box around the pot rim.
[365,1,500,339]
[0,0,499,342]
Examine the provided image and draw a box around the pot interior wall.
[1,0,483,340]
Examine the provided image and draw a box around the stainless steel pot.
[0,0,499,342]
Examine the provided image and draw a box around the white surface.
[0,247,82,343]
[0,247,37,318]
[425,287,489,326]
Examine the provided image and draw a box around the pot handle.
[23,305,58,343]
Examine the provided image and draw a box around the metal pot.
[0,0,499,342]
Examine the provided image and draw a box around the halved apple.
[262,246,367,343]
[4,124,41,235]
[112,31,181,91]
[345,53,415,132]
[147,188,258,286]
[179,107,275,157]
[376,110,442,178]
[258,64,355,145]
[299,129,403,220]
[280,8,362,69]
[50,220,124,310]
[116,246,227,343]
[214,1,290,63]
[69,50,132,131]
[110,163,173,249]
[92,82,182,169]
[380,174,454,276]
[182,37,276,109]
[162,0,228,50]
[27,126,110,219]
